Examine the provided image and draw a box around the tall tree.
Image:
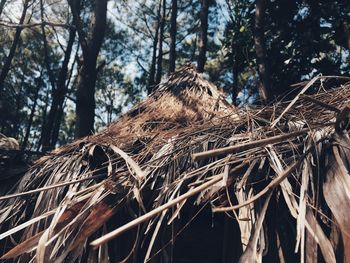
[49,28,76,148]
[169,0,177,73]
[344,23,350,50]
[254,0,269,103]
[69,0,108,138]
[0,0,30,92]
[148,0,162,94]
[333,0,350,51]
[197,0,209,73]
[22,76,41,150]
[341,2,350,51]
[39,0,77,150]
[41,26,76,150]
[224,0,254,104]
[155,0,166,84]
[39,0,56,97]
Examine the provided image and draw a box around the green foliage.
[0,27,60,144]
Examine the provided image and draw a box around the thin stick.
[0,21,73,29]
[192,129,309,162]
[271,76,319,128]
[90,173,224,249]
[301,95,340,113]
[290,75,350,87]
[0,174,105,201]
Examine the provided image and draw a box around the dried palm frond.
[1,65,350,262]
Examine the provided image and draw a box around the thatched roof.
[1,65,350,262]
[72,63,239,147]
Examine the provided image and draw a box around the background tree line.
[0,0,349,151]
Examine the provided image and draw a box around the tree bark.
[169,0,177,73]
[254,0,270,103]
[0,0,29,92]
[148,0,162,94]
[155,0,166,84]
[69,0,107,138]
[197,0,209,73]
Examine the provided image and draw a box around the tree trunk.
[13,75,25,138]
[22,78,40,151]
[41,26,76,150]
[37,90,49,151]
[75,63,97,138]
[40,0,57,150]
[343,22,350,50]
[148,0,162,94]
[69,0,108,138]
[231,36,239,105]
[197,0,209,73]
[254,0,269,103]
[40,0,56,93]
[50,34,76,148]
[0,0,29,92]
[169,0,177,73]
[155,0,166,84]
[191,32,198,61]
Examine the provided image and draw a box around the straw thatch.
[1,64,350,262]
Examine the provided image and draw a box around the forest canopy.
[0,0,349,151]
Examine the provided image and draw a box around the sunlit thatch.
[1,64,350,262]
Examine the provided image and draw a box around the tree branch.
[68,0,89,60]
[0,20,74,29]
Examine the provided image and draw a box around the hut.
[1,64,350,262]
